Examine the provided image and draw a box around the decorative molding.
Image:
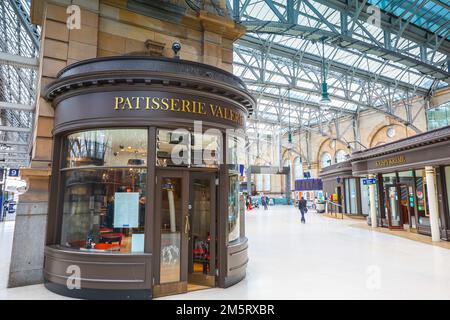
[352,126,450,161]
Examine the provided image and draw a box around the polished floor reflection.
[160,205,450,300]
[1,206,450,299]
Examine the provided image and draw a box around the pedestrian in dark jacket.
[298,197,307,223]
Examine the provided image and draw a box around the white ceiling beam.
[0,126,32,133]
[0,101,34,111]
[0,52,39,69]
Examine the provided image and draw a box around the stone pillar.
[198,10,245,72]
[8,169,51,287]
[8,0,99,287]
[368,174,377,228]
[425,166,441,242]
[246,167,252,196]
[285,167,291,204]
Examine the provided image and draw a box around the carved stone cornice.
[44,56,255,114]
[351,125,450,161]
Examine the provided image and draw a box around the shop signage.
[113,96,245,126]
[362,178,377,185]
[375,155,406,167]
[295,178,323,191]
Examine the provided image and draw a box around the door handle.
[185,215,190,234]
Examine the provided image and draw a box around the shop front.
[42,56,255,299]
[352,127,450,240]
[319,161,365,215]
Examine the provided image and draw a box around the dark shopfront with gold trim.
[42,56,256,299]
[351,126,450,240]
[319,161,364,215]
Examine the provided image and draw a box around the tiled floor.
[1,206,450,300]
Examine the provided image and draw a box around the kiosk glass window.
[228,174,240,243]
[60,129,148,253]
[156,129,190,167]
[64,129,147,167]
[60,168,147,253]
[192,131,221,167]
[156,129,221,167]
[227,132,245,171]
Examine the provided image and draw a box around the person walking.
[261,194,268,210]
[246,195,253,211]
[298,196,307,223]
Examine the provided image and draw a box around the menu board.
[114,192,139,228]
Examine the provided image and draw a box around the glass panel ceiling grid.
[232,0,447,84]
[0,0,39,166]
[368,0,450,39]
[229,0,449,130]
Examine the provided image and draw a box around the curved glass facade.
[60,129,148,253]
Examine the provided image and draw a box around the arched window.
[256,174,263,191]
[264,174,271,191]
[321,152,332,168]
[335,150,347,164]
[294,157,302,180]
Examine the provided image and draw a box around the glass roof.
[368,0,450,39]
[229,0,449,133]
[0,0,38,166]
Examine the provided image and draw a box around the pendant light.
[287,88,293,149]
[319,38,331,109]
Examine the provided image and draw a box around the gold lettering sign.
[113,96,244,126]
[375,155,406,167]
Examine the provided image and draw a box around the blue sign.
[363,178,377,185]
[239,164,245,176]
[8,169,19,177]
[8,202,15,214]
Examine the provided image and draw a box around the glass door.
[188,172,216,291]
[385,184,402,229]
[154,170,189,297]
[399,185,413,229]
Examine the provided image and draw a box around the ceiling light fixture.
[319,38,331,110]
